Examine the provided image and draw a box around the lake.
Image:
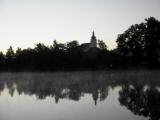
[0,70,160,120]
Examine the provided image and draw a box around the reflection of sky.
[0,0,160,51]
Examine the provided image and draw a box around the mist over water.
[0,70,160,120]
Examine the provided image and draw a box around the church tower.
[90,31,97,48]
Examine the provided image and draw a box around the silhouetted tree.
[6,46,14,58]
[15,47,22,56]
[116,17,160,66]
[145,17,160,65]
[0,52,5,70]
[65,40,82,68]
[98,40,107,50]
[52,40,66,50]
[66,40,79,49]
[116,23,146,64]
[5,46,15,69]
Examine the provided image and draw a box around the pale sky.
[0,0,160,52]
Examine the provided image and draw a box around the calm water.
[0,71,160,120]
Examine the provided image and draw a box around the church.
[80,31,98,52]
[79,31,99,59]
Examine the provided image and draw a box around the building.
[79,31,99,59]
[80,31,98,52]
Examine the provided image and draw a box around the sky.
[0,0,160,52]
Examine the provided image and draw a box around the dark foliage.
[0,40,110,71]
[116,17,160,67]
[0,17,160,71]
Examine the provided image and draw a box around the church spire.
[90,31,97,48]
[91,30,96,39]
[92,30,95,37]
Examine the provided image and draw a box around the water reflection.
[119,83,160,120]
[0,72,112,105]
[0,71,160,120]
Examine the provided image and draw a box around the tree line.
[0,17,160,71]
[0,40,110,71]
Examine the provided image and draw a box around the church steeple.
[92,31,95,36]
[91,31,96,39]
[90,31,97,48]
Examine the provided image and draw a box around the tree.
[98,40,108,50]
[0,52,5,69]
[116,23,146,64]
[35,43,49,52]
[6,46,14,58]
[15,47,22,57]
[5,46,15,69]
[52,40,66,51]
[116,17,160,66]
[145,17,160,65]
[66,40,79,50]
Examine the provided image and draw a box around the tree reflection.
[0,72,111,105]
[0,71,160,111]
[119,83,160,120]
[0,80,5,95]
